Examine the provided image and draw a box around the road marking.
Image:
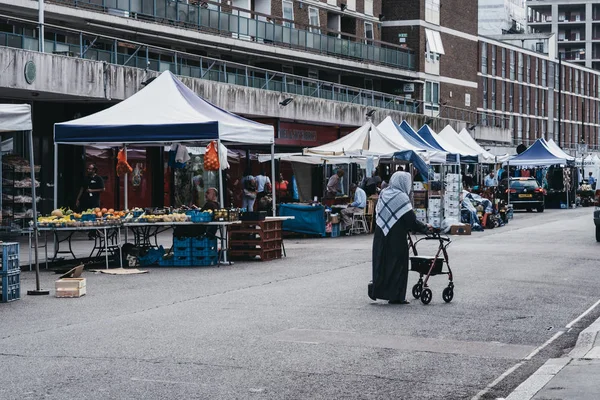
[471,299,600,400]
[565,299,600,329]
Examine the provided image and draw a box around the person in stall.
[175,187,220,239]
[484,171,497,188]
[202,187,220,211]
[76,163,105,211]
[275,173,289,202]
[325,169,344,198]
[368,171,432,304]
[341,183,366,233]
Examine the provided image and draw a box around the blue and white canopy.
[506,138,574,166]
[54,71,274,145]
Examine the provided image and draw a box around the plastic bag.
[204,141,220,171]
[116,149,133,177]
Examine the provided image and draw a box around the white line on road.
[471,298,600,400]
[565,299,600,329]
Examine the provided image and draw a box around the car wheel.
[537,205,544,213]
[596,226,600,242]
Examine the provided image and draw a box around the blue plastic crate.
[191,248,218,257]
[173,256,192,266]
[173,237,191,248]
[185,210,213,223]
[190,255,219,267]
[191,237,217,248]
[1,271,20,302]
[1,243,20,273]
[158,256,174,267]
[331,223,341,238]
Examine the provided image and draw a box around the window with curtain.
[502,48,506,78]
[482,78,488,109]
[518,53,523,81]
[502,81,506,112]
[282,0,294,28]
[481,42,487,73]
[491,45,496,76]
[510,51,515,80]
[308,7,320,33]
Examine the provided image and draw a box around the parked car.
[499,177,545,212]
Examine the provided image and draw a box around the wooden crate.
[55,278,86,298]
[229,248,282,261]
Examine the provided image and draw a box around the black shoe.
[367,282,376,301]
[388,300,410,305]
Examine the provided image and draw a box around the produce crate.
[1,242,20,273]
[229,248,282,261]
[190,237,217,255]
[185,210,212,223]
[173,237,192,247]
[158,256,174,267]
[1,271,20,303]
[229,239,281,251]
[190,254,219,266]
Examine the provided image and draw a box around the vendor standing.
[76,164,105,211]
[484,172,497,187]
[325,169,344,198]
[341,184,366,232]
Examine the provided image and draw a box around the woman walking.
[369,171,430,304]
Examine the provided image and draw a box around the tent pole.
[270,143,276,216]
[124,145,128,210]
[53,142,58,210]
[217,139,224,208]
[27,129,48,296]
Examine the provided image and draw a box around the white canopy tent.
[583,154,600,183]
[431,125,480,160]
[258,153,373,167]
[546,139,576,162]
[0,104,46,294]
[455,128,498,163]
[54,71,276,214]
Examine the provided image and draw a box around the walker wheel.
[442,287,454,303]
[420,288,432,305]
[412,283,423,299]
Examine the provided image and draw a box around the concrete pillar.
[585,3,592,68]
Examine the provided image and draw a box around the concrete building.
[479,0,527,36]
[526,0,600,70]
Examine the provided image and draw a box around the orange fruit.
[101,208,108,214]
[94,207,101,213]
[108,208,115,214]
[96,212,103,218]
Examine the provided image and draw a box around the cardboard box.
[445,174,461,183]
[414,208,427,218]
[429,198,442,208]
[55,278,86,298]
[450,225,471,235]
[428,209,441,218]
[413,182,425,191]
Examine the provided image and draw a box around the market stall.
[50,71,279,266]
[0,104,46,296]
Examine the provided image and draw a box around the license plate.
[519,194,532,198]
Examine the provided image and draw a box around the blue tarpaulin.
[279,204,326,237]
[390,150,431,182]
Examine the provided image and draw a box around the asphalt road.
[1,208,599,400]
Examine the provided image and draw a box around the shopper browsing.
[588,172,596,189]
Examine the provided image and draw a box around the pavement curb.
[502,315,600,400]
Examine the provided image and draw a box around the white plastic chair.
[349,208,369,235]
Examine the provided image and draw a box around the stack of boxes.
[167,236,218,267]
[444,173,462,224]
[413,183,428,225]
[1,243,20,303]
[427,198,442,228]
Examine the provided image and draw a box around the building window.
[534,89,538,115]
[517,116,523,141]
[535,59,539,85]
[425,0,440,25]
[425,81,440,111]
[364,22,374,44]
[541,90,545,116]
[491,45,496,76]
[482,78,488,109]
[282,0,294,28]
[510,50,515,80]
[502,48,506,78]
[491,80,496,110]
[481,42,487,73]
[575,71,579,94]
[519,85,523,114]
[501,81,506,112]
[581,71,584,94]
[526,86,530,114]
[525,118,530,142]
[308,7,320,33]
[542,60,547,87]
[364,0,373,16]
[518,53,523,82]
[526,56,530,83]
[509,83,514,112]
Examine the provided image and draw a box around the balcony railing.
[49,0,415,70]
[0,28,422,113]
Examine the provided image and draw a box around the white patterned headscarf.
[376,171,413,236]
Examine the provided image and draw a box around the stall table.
[279,204,326,237]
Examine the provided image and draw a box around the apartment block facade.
[479,35,600,149]
[527,0,600,70]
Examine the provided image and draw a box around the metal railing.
[0,25,422,113]
[49,0,415,70]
